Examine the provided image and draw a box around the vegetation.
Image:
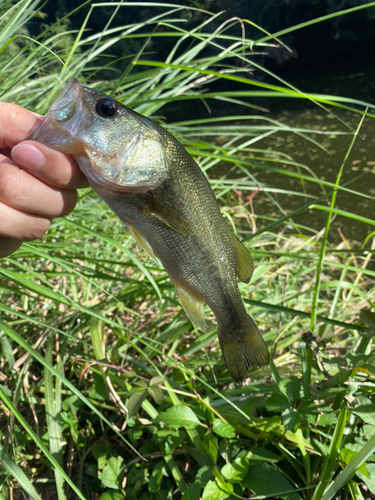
[1,1,375,499]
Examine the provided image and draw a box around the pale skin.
[0,102,88,258]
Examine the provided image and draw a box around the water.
[237,56,375,245]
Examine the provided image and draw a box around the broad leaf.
[221,457,249,483]
[340,448,367,476]
[181,481,201,500]
[265,393,290,412]
[243,463,301,500]
[247,447,281,463]
[282,408,301,432]
[212,419,235,438]
[155,405,202,429]
[202,480,233,500]
[99,492,124,500]
[149,461,167,493]
[128,390,147,417]
[279,377,301,405]
[202,431,218,463]
[352,396,375,426]
[356,463,375,495]
[98,455,124,490]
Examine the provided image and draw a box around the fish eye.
[96,98,117,118]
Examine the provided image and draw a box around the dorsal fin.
[174,284,206,332]
[232,236,254,284]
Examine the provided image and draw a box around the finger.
[0,238,22,259]
[11,141,89,190]
[0,102,43,150]
[0,156,78,217]
[0,201,51,241]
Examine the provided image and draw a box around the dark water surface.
[240,56,375,245]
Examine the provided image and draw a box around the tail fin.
[219,315,269,383]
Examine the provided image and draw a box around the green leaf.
[44,335,65,500]
[91,443,111,460]
[181,481,201,500]
[312,439,329,457]
[282,408,301,432]
[320,406,375,500]
[221,457,249,483]
[340,449,367,476]
[99,492,125,500]
[0,444,42,500]
[203,431,218,464]
[360,309,375,327]
[202,480,233,500]
[279,377,301,405]
[0,318,137,456]
[149,461,166,493]
[85,463,98,478]
[0,333,14,368]
[148,387,164,406]
[155,429,187,454]
[246,447,281,463]
[219,439,241,462]
[196,466,214,485]
[155,405,202,429]
[318,411,338,427]
[299,401,318,425]
[348,480,365,500]
[243,463,301,500]
[88,373,109,401]
[313,402,348,500]
[62,394,84,413]
[265,393,290,412]
[352,396,375,426]
[128,390,147,417]
[150,376,165,386]
[98,456,124,490]
[0,385,86,500]
[356,463,375,495]
[344,441,375,462]
[212,419,235,438]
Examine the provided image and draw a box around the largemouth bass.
[30,77,269,382]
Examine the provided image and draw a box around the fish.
[29,77,269,382]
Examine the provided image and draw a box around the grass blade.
[0,444,42,500]
[322,432,375,500]
[312,403,348,500]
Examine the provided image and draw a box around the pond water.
[240,56,375,245]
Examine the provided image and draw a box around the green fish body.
[30,78,269,382]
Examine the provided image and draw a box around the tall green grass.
[0,1,375,499]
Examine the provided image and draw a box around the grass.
[1,1,375,499]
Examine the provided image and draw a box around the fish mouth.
[29,77,91,155]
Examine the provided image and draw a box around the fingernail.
[12,144,45,170]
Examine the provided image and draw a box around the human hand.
[0,102,88,258]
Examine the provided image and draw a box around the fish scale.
[30,77,269,382]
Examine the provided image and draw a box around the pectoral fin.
[232,236,254,283]
[144,198,191,235]
[126,222,157,262]
[174,284,206,333]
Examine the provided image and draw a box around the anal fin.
[174,284,206,333]
[232,236,254,284]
